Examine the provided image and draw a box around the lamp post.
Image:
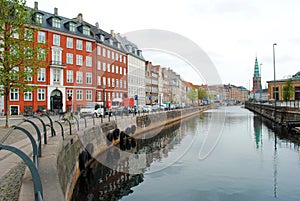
[273,43,277,122]
[102,84,106,117]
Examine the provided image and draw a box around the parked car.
[143,105,152,112]
[152,105,160,111]
[79,104,104,118]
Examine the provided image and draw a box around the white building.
[115,34,146,105]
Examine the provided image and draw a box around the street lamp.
[102,84,106,117]
[273,43,277,121]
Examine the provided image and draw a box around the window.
[116,53,119,61]
[76,55,83,66]
[116,66,118,74]
[67,90,73,99]
[97,92,101,101]
[107,64,110,72]
[37,88,46,101]
[24,28,33,41]
[107,78,111,87]
[10,88,19,101]
[102,48,106,57]
[24,47,33,59]
[66,37,73,48]
[97,76,101,86]
[10,26,19,39]
[97,61,101,70]
[112,52,115,60]
[86,72,92,84]
[100,35,104,42]
[69,22,76,32]
[120,80,122,88]
[37,48,46,61]
[112,65,114,73]
[76,40,83,50]
[83,26,90,35]
[52,48,62,63]
[53,34,60,46]
[38,68,46,82]
[52,18,61,28]
[67,70,73,83]
[38,31,46,43]
[120,55,122,62]
[97,46,101,55]
[24,91,32,101]
[35,13,43,24]
[86,42,92,52]
[53,69,60,82]
[76,90,83,100]
[107,50,110,59]
[112,78,115,87]
[10,67,19,80]
[120,67,123,75]
[116,79,119,87]
[24,67,32,81]
[124,57,127,64]
[103,76,106,85]
[124,80,127,88]
[86,90,92,100]
[103,62,106,71]
[86,56,92,67]
[66,53,73,64]
[76,71,83,83]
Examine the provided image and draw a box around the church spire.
[254,57,260,77]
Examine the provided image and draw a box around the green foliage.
[187,88,197,103]
[283,78,293,101]
[0,0,48,127]
[198,88,207,100]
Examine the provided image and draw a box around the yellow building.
[267,72,300,100]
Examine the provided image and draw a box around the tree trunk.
[5,89,9,128]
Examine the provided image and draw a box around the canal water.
[72,106,300,201]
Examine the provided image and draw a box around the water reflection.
[72,116,199,201]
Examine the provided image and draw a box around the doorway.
[50,89,63,113]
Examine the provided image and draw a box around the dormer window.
[69,22,76,32]
[52,18,61,28]
[35,13,43,24]
[117,42,121,49]
[100,35,104,42]
[83,26,90,35]
[109,39,113,46]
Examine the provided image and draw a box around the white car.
[79,107,104,118]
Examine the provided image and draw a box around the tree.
[283,78,293,101]
[198,88,207,101]
[0,0,47,127]
[187,88,197,103]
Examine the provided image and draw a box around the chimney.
[77,13,83,22]
[34,1,38,10]
[110,30,115,37]
[54,7,58,16]
[95,22,99,29]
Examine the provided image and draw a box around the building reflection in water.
[71,116,198,201]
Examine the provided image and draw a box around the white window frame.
[10,88,19,101]
[67,70,73,83]
[86,56,92,67]
[76,39,83,50]
[86,90,92,100]
[24,91,32,101]
[76,90,83,100]
[66,37,73,48]
[52,18,61,28]
[38,31,46,43]
[76,54,83,66]
[86,72,92,84]
[86,42,92,52]
[53,34,60,46]
[66,53,73,64]
[76,71,83,83]
[37,88,46,101]
[37,68,46,82]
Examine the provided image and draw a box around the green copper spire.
[254,57,260,77]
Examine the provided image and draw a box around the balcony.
[50,60,66,69]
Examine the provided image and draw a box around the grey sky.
[27,0,300,89]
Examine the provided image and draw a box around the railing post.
[73,116,80,130]
[12,126,39,168]
[33,115,47,144]
[62,118,72,135]
[0,144,43,201]
[54,121,64,140]
[42,113,56,137]
[23,119,42,157]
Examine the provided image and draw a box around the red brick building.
[7,2,127,115]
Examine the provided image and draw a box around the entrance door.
[50,89,63,112]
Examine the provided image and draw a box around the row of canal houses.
[3,2,204,115]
